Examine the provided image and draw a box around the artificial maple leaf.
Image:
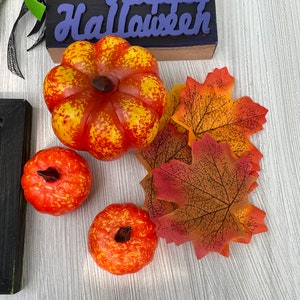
[172,67,268,170]
[158,83,185,132]
[152,134,267,259]
[139,173,179,223]
[136,123,192,221]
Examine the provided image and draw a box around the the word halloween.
[54,0,212,42]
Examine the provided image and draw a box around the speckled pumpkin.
[88,203,158,275]
[21,147,92,215]
[43,35,167,160]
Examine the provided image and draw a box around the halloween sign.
[45,0,218,62]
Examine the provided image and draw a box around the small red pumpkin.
[21,146,92,215]
[88,203,158,275]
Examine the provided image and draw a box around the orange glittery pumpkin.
[21,147,93,216]
[88,203,158,275]
[43,35,167,161]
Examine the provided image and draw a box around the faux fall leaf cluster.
[136,67,268,259]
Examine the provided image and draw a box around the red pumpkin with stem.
[88,203,158,275]
[21,146,93,215]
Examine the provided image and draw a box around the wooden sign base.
[48,43,217,63]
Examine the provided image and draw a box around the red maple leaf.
[136,123,192,221]
[152,134,267,259]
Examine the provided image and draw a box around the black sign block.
[0,99,32,294]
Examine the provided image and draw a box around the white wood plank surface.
[0,0,299,299]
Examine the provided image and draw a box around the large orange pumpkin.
[43,36,167,160]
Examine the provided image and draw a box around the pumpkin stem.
[114,226,132,243]
[37,167,60,182]
[92,76,115,93]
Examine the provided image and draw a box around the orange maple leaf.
[158,83,185,132]
[172,67,268,170]
[152,134,267,259]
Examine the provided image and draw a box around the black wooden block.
[0,99,32,294]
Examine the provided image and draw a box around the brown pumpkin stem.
[114,226,132,243]
[92,76,114,93]
[37,167,60,182]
